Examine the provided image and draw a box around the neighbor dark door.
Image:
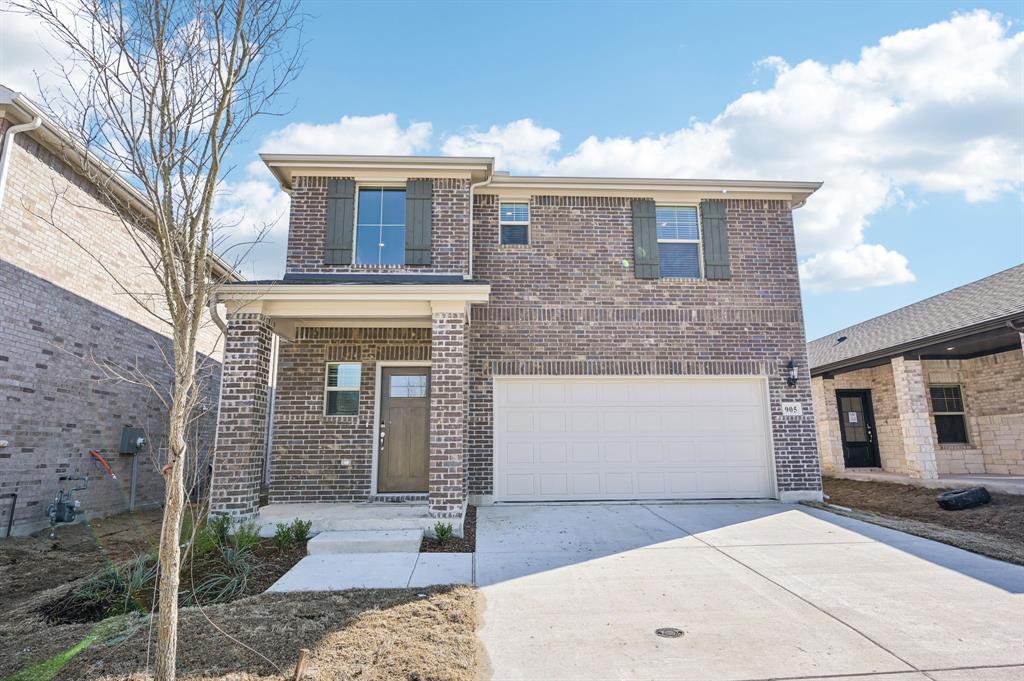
[836,390,881,468]
[378,367,430,492]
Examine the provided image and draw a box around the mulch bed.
[420,505,476,553]
[816,477,1024,565]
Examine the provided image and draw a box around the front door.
[836,389,881,468]
[378,367,430,493]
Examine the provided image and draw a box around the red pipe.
[88,449,117,480]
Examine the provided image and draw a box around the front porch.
[208,278,490,525]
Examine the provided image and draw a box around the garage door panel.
[495,377,772,501]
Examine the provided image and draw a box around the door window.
[390,374,427,398]
[840,395,868,442]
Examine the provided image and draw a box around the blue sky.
[5,1,1022,339]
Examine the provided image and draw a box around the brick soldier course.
[211,154,825,521]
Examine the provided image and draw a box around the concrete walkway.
[267,551,472,591]
[475,502,1024,681]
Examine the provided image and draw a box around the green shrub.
[71,553,158,619]
[273,522,294,551]
[434,522,453,546]
[289,518,313,543]
[207,513,233,547]
[231,520,262,553]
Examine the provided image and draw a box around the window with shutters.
[656,205,701,278]
[355,187,405,265]
[499,202,530,245]
[325,363,361,416]
[929,385,969,444]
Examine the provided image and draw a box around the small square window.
[500,202,529,245]
[325,362,361,416]
[929,384,968,444]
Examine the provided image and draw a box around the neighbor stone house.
[809,265,1024,481]
[0,86,232,536]
[209,153,824,531]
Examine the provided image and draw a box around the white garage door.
[494,376,773,501]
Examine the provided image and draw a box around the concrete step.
[306,529,424,555]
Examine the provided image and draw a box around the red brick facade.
[211,171,822,518]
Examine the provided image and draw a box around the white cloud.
[441,119,560,174]
[799,244,915,292]
[213,179,292,280]
[0,9,73,95]
[259,114,432,156]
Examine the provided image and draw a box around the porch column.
[811,376,843,472]
[210,312,274,518]
[891,356,939,479]
[428,305,467,518]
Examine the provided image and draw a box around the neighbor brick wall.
[0,125,222,535]
[285,176,470,275]
[269,327,431,503]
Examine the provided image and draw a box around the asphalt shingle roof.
[807,264,1024,372]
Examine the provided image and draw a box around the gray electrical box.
[119,427,146,455]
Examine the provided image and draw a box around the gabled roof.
[808,264,1024,374]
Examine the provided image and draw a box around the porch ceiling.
[214,282,490,337]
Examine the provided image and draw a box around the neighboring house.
[209,153,825,528]
[809,265,1024,481]
[0,86,232,536]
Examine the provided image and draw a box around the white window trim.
[352,183,407,266]
[929,383,970,444]
[324,361,362,417]
[655,203,703,279]
[498,200,530,246]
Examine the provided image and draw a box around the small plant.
[231,520,262,553]
[434,522,453,546]
[273,522,294,551]
[44,553,159,623]
[289,518,313,543]
[193,547,255,603]
[180,510,217,559]
[207,513,233,547]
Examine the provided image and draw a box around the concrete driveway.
[474,502,1024,681]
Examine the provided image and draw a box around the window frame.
[655,203,704,279]
[353,183,407,266]
[929,383,970,445]
[498,200,531,246]
[324,362,362,417]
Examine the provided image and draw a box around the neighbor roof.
[807,264,1024,374]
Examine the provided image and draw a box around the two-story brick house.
[209,154,824,531]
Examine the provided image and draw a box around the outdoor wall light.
[786,359,798,387]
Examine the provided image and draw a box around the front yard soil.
[421,504,476,553]
[813,477,1024,565]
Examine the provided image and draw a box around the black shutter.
[405,179,433,265]
[632,199,659,279]
[325,179,355,265]
[700,200,731,280]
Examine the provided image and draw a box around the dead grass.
[815,477,1024,565]
[1,588,478,681]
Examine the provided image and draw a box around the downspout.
[0,116,43,208]
[466,166,495,281]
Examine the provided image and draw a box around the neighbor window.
[930,385,968,444]
[355,187,405,265]
[656,205,701,278]
[325,362,361,416]
[499,202,529,245]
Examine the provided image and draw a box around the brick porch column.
[891,356,939,479]
[209,312,273,518]
[428,306,467,518]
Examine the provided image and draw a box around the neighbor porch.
[208,277,490,525]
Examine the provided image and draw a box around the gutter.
[466,166,494,281]
[0,115,42,208]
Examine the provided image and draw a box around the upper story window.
[656,206,701,278]
[929,385,968,444]
[499,202,529,245]
[355,187,405,265]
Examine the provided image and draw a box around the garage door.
[493,376,773,501]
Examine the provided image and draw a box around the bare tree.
[12,1,302,677]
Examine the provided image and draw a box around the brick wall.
[269,327,430,502]
[428,312,467,516]
[285,176,470,275]
[0,123,223,535]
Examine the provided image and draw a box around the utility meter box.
[119,427,146,455]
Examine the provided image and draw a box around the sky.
[2,0,1022,340]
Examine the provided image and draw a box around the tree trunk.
[154,345,195,681]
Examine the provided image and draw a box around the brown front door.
[378,367,430,493]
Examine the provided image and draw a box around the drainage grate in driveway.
[655,627,684,638]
